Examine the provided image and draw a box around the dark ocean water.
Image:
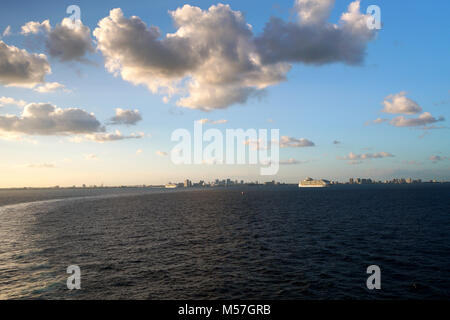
[0,185,449,300]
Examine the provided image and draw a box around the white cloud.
[295,0,335,26]
[21,18,94,62]
[382,92,422,114]
[339,151,394,162]
[280,136,315,148]
[93,1,376,110]
[196,118,228,124]
[156,150,168,157]
[0,103,103,135]
[33,82,69,93]
[213,119,228,124]
[21,20,51,35]
[94,6,289,111]
[256,0,376,66]
[390,112,445,127]
[244,135,314,150]
[109,108,142,125]
[0,96,27,107]
[371,92,446,128]
[0,101,147,142]
[84,130,144,143]
[197,119,210,124]
[0,41,51,87]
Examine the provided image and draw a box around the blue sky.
[0,0,449,187]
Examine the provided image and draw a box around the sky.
[0,0,449,187]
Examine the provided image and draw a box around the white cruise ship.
[298,177,330,188]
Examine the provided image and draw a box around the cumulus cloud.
[0,96,27,107]
[21,20,51,35]
[371,92,446,129]
[255,0,376,66]
[93,1,376,110]
[94,6,289,111]
[382,92,422,114]
[0,41,51,87]
[156,150,168,157]
[21,18,94,62]
[84,130,144,142]
[339,151,394,162]
[390,112,445,127]
[109,108,142,125]
[280,136,315,148]
[295,0,335,26]
[46,19,94,62]
[0,100,148,142]
[33,82,69,93]
[0,103,103,135]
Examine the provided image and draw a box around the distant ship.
[298,177,330,188]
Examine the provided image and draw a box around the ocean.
[0,184,449,299]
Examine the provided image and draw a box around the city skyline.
[0,0,449,187]
[2,175,446,190]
